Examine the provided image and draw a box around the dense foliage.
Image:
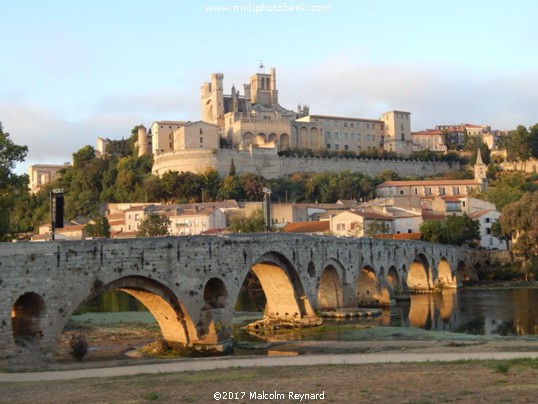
[229,209,266,233]
[0,123,29,240]
[498,124,538,162]
[499,192,538,278]
[420,214,480,247]
[85,216,111,238]
[137,213,171,237]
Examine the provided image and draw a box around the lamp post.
[50,188,64,241]
[262,187,272,232]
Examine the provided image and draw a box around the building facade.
[149,66,415,177]
[28,164,66,194]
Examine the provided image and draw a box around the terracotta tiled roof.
[378,179,479,187]
[200,228,231,235]
[283,221,330,233]
[468,209,493,219]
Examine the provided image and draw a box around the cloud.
[278,59,538,130]
[1,87,198,174]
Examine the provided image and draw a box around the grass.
[141,391,160,401]
[494,363,511,373]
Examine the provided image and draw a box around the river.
[75,287,538,338]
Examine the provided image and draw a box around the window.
[336,223,345,231]
[335,144,339,150]
[485,217,491,223]
[486,227,491,235]
[344,145,349,150]
[200,137,203,143]
[327,144,331,149]
[439,187,445,196]
[200,128,203,134]
[357,134,361,141]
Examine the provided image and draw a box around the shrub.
[69,334,88,361]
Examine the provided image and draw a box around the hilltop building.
[28,164,66,194]
[144,66,423,178]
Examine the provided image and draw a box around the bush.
[69,334,88,361]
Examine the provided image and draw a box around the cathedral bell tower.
[474,148,488,190]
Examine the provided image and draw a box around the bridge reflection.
[390,288,538,336]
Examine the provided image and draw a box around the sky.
[2,0,538,174]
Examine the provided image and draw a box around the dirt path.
[2,350,538,382]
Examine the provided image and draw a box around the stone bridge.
[0,234,487,363]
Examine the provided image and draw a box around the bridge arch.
[407,254,431,292]
[11,292,46,345]
[437,258,457,288]
[387,265,400,290]
[356,265,390,306]
[250,251,315,320]
[317,260,345,310]
[457,260,478,283]
[63,276,196,346]
[203,277,228,309]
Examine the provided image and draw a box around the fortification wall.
[153,149,458,178]
[500,158,538,174]
[281,156,457,178]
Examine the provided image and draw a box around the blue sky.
[2,0,538,173]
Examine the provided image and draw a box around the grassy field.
[1,359,537,403]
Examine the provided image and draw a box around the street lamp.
[50,188,64,240]
[262,187,272,232]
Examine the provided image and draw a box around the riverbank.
[2,354,538,403]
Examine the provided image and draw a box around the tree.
[420,214,480,246]
[365,220,390,237]
[0,123,29,241]
[506,125,532,162]
[137,213,171,237]
[229,210,265,233]
[445,214,480,247]
[201,168,222,202]
[419,220,448,244]
[476,173,526,210]
[500,192,538,279]
[85,216,111,238]
[347,221,364,237]
[241,173,265,201]
[491,219,510,250]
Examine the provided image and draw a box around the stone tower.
[137,125,150,157]
[474,147,487,190]
[201,73,224,125]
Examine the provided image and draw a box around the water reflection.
[76,288,538,337]
[391,288,538,336]
[236,288,538,337]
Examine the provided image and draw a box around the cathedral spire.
[474,147,487,190]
